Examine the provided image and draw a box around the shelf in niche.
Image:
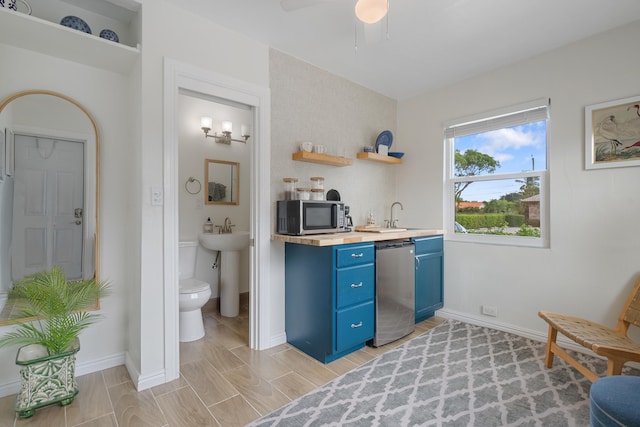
[356,152,402,164]
[0,6,139,75]
[292,151,353,167]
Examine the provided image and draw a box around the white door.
[12,135,84,280]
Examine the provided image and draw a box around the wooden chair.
[538,277,640,382]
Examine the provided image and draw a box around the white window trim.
[444,99,550,248]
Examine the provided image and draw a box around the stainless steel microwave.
[277,200,346,235]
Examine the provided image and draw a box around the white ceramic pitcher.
[0,0,32,15]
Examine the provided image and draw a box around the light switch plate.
[151,187,163,206]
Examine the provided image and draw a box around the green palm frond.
[0,267,110,355]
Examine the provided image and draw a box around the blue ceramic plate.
[60,16,92,34]
[388,152,404,158]
[99,29,119,43]
[375,130,393,153]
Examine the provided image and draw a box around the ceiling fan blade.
[280,0,336,12]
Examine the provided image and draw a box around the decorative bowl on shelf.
[388,152,404,158]
[99,29,119,43]
[60,16,91,34]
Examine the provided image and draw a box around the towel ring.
[185,177,201,195]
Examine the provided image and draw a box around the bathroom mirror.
[0,90,99,324]
[205,159,239,205]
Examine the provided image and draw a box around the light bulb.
[201,116,213,129]
[355,0,388,24]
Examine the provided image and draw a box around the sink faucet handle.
[384,219,390,228]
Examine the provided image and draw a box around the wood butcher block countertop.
[271,229,445,246]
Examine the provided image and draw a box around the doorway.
[163,59,272,382]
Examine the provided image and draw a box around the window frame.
[444,99,550,248]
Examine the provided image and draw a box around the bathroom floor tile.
[209,395,261,427]
[269,371,317,400]
[66,372,113,426]
[154,387,218,427]
[108,381,166,427]
[230,346,293,381]
[180,360,239,406]
[221,365,291,415]
[270,348,338,387]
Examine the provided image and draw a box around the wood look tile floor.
[0,295,444,427]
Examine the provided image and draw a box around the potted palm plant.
[0,266,109,418]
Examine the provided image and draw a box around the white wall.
[0,44,134,392]
[397,21,640,337]
[136,0,269,385]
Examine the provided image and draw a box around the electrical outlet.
[481,305,498,317]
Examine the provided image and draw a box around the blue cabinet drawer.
[336,265,374,309]
[336,302,374,352]
[336,243,374,268]
[413,235,443,254]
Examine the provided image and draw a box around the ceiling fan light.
[355,0,388,24]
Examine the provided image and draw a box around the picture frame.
[585,95,640,170]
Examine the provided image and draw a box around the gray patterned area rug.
[248,320,632,427]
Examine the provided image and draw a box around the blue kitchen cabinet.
[412,235,443,323]
[284,242,375,363]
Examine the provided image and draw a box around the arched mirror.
[205,159,239,205]
[0,90,99,324]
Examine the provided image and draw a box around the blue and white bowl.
[99,29,119,43]
[60,16,91,34]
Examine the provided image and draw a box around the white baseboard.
[437,308,601,358]
[124,352,167,391]
[269,332,287,349]
[0,379,20,397]
[0,351,127,398]
[76,352,126,377]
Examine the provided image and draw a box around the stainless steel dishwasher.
[372,239,415,347]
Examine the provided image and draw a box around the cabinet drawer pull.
[351,282,363,288]
[351,252,364,258]
[351,321,363,328]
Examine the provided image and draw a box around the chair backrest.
[619,277,640,331]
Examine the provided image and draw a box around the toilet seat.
[179,278,210,294]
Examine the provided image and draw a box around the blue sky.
[455,121,547,202]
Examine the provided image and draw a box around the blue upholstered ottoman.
[590,376,640,426]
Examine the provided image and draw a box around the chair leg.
[606,358,625,376]
[544,325,558,368]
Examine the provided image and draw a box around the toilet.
[178,241,212,342]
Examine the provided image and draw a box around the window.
[444,99,549,247]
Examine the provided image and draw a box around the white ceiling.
[181,0,640,100]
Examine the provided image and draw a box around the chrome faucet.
[219,217,235,234]
[390,202,403,228]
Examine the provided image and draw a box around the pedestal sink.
[198,231,249,317]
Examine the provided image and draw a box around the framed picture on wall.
[585,95,640,170]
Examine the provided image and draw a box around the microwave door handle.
[332,204,338,228]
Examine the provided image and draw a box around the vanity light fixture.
[200,116,250,144]
[355,0,388,24]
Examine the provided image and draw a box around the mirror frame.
[0,90,101,321]
[205,158,239,206]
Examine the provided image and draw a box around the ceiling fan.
[280,0,389,24]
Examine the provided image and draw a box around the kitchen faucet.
[389,202,403,228]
